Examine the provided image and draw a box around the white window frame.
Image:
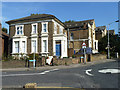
[31,38,38,53]
[59,26,63,34]
[15,41,19,53]
[41,22,48,33]
[43,40,47,52]
[54,23,57,34]
[31,23,38,34]
[15,25,24,35]
[22,41,25,53]
[41,37,48,53]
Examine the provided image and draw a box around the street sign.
[82,42,86,48]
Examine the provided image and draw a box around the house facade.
[95,26,107,40]
[65,19,98,55]
[6,14,68,58]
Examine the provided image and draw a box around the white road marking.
[1,68,59,77]
[85,69,94,76]
[98,69,120,74]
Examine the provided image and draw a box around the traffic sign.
[82,42,86,48]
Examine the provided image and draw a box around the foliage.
[2,55,14,61]
[27,53,41,61]
[2,27,8,33]
[72,55,76,58]
[98,34,120,57]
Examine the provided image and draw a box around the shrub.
[72,55,76,58]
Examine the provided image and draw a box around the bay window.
[15,41,19,53]
[43,40,47,52]
[32,40,36,53]
[22,41,25,53]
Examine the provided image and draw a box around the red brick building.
[95,26,107,41]
[65,19,98,57]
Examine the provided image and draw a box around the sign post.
[82,42,86,64]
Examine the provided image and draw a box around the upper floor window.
[43,24,47,32]
[59,27,63,34]
[16,25,24,35]
[70,33,74,40]
[32,23,37,34]
[42,22,48,33]
[54,23,57,34]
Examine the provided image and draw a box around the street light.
[107,20,119,59]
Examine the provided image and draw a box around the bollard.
[24,83,37,88]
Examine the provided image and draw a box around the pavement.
[1,59,118,72]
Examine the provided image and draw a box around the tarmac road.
[2,59,120,88]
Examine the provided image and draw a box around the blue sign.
[77,47,92,55]
[29,60,36,62]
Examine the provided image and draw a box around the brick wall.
[38,23,42,53]
[48,22,54,56]
[70,29,88,39]
[53,58,80,65]
[91,54,106,61]
[9,25,15,54]
[24,24,32,54]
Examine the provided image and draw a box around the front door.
[56,44,61,57]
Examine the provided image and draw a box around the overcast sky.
[1,2,119,34]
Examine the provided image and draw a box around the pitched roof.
[2,31,9,37]
[108,30,115,34]
[6,14,65,26]
[95,26,106,32]
[64,19,95,29]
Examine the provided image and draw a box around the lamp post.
[107,20,119,59]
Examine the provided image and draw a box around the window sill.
[41,32,48,34]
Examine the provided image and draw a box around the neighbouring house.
[107,30,115,35]
[65,19,98,56]
[0,23,2,60]
[6,14,68,58]
[95,26,107,41]
[2,31,9,57]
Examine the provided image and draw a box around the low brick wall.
[91,54,107,61]
[72,58,80,64]
[53,58,80,65]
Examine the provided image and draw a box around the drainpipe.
[67,28,69,49]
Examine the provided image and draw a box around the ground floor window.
[43,40,47,52]
[32,40,36,53]
[15,41,19,53]
[22,41,25,53]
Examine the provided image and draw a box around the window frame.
[42,22,48,33]
[15,41,19,53]
[31,23,38,34]
[15,25,24,35]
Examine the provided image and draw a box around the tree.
[2,27,7,33]
[98,34,120,57]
